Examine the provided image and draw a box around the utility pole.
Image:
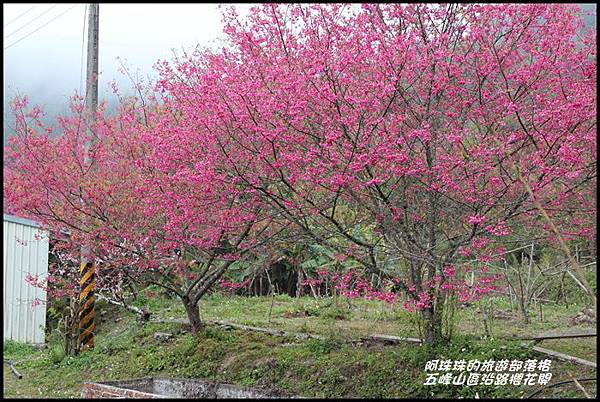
[79,3,99,353]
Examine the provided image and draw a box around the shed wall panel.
[3,217,49,344]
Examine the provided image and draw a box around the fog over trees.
[3,3,258,146]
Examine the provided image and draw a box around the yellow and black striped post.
[78,261,95,352]
[79,3,99,354]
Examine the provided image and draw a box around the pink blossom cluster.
[219,278,251,292]
[302,278,324,287]
[467,215,486,225]
[303,267,503,311]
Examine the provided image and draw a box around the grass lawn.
[3,293,596,398]
[162,293,596,360]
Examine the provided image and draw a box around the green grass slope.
[3,294,597,398]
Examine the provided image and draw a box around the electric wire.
[79,4,88,96]
[4,5,78,50]
[4,4,39,27]
[4,4,59,39]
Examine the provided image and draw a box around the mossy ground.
[3,293,596,398]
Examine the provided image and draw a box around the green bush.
[3,340,35,359]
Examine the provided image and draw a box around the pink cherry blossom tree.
[149,3,596,343]
[4,4,595,344]
[4,94,282,333]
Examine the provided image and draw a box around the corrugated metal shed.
[3,214,49,344]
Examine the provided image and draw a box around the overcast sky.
[3,4,258,116]
[2,3,596,142]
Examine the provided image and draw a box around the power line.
[4,4,39,27]
[4,5,78,50]
[79,4,88,96]
[4,4,59,39]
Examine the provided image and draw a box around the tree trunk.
[421,306,443,345]
[182,297,203,333]
[520,299,530,324]
[296,270,303,297]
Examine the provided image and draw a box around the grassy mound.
[3,295,597,398]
